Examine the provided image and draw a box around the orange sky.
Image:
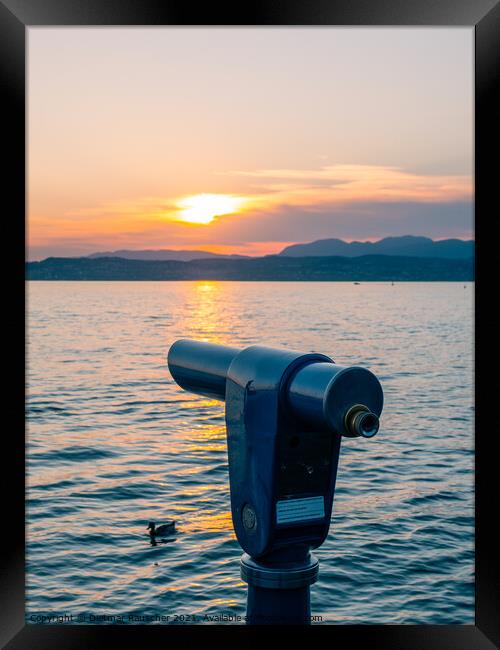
[28,28,474,260]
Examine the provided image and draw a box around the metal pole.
[240,553,319,625]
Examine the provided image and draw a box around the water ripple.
[26,281,474,624]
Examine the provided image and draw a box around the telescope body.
[168,339,383,560]
[168,339,382,437]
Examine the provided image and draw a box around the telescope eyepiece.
[344,404,380,438]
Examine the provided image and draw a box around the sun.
[176,193,244,225]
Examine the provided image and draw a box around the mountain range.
[88,249,248,261]
[85,236,473,262]
[279,235,474,259]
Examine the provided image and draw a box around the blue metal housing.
[225,345,333,558]
[167,339,383,561]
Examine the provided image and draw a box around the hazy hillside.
[83,236,474,262]
[88,249,248,261]
[279,236,474,259]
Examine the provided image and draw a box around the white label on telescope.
[276,496,325,524]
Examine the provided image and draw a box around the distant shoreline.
[26,254,474,282]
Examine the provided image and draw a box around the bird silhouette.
[147,521,176,537]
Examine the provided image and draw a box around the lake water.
[26,281,474,625]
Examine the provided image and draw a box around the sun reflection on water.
[27,281,474,623]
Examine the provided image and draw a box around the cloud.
[29,164,473,257]
[225,164,472,208]
[61,164,473,225]
[211,200,474,243]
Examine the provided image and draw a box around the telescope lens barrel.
[287,362,383,436]
[355,411,379,438]
[167,339,240,401]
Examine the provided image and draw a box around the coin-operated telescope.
[168,339,383,625]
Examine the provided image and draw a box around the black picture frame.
[3,0,499,646]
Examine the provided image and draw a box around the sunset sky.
[28,28,473,260]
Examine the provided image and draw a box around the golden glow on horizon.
[28,30,473,258]
[28,165,473,258]
[175,194,245,225]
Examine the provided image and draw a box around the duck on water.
[147,521,176,538]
